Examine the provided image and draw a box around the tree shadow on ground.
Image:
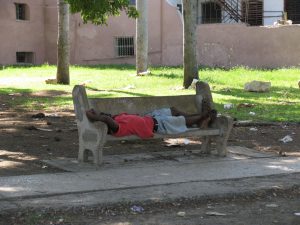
[0,87,74,112]
[148,72,182,79]
[86,86,153,97]
[214,86,299,101]
[0,87,154,112]
[212,86,300,122]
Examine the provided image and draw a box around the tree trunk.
[182,0,198,88]
[136,0,148,75]
[56,0,70,84]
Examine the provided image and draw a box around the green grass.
[0,65,299,122]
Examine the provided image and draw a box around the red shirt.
[113,113,154,139]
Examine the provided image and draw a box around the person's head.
[99,112,112,118]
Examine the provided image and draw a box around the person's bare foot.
[201,99,211,115]
[199,116,210,128]
[208,109,217,126]
[198,112,213,128]
[198,109,217,128]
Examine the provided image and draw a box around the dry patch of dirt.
[0,106,299,176]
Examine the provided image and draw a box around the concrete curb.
[1,147,299,212]
[1,173,300,212]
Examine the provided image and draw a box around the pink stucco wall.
[161,1,183,66]
[0,0,45,64]
[196,24,300,68]
[70,13,136,65]
[1,0,300,68]
[44,0,57,64]
[42,0,163,65]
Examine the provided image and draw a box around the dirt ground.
[2,186,300,225]
[0,105,299,176]
[1,95,300,225]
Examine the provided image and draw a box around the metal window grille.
[16,52,34,64]
[241,0,263,26]
[15,3,26,20]
[195,0,271,26]
[115,37,134,57]
[196,0,241,24]
[201,2,222,24]
[285,0,300,24]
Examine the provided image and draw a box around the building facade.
[0,0,300,68]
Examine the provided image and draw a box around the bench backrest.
[89,95,200,115]
[72,81,213,120]
[72,85,90,123]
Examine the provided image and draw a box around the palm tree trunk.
[182,0,198,88]
[136,0,148,75]
[56,0,70,84]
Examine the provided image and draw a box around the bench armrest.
[75,110,108,144]
[211,115,233,136]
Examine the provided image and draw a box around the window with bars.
[16,52,34,64]
[115,37,134,57]
[241,0,263,26]
[15,3,29,20]
[195,0,267,26]
[201,2,222,24]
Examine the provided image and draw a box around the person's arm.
[86,109,119,134]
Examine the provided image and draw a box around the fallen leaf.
[279,135,293,143]
[266,204,279,208]
[237,103,256,109]
[36,128,53,132]
[177,211,186,217]
[206,211,227,216]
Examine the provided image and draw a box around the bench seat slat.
[106,128,221,141]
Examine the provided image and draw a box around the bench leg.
[215,136,227,157]
[78,145,104,165]
[93,139,105,165]
[78,124,108,166]
[211,116,233,157]
[78,146,89,162]
[201,136,212,154]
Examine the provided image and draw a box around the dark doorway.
[285,0,300,24]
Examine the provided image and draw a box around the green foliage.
[65,0,138,25]
[0,65,299,122]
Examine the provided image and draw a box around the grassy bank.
[0,65,299,122]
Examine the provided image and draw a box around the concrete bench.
[72,82,233,166]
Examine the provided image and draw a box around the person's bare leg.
[198,115,211,129]
[171,102,213,118]
[86,109,119,133]
[184,110,217,128]
[184,114,207,127]
[170,106,188,116]
[170,106,200,117]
